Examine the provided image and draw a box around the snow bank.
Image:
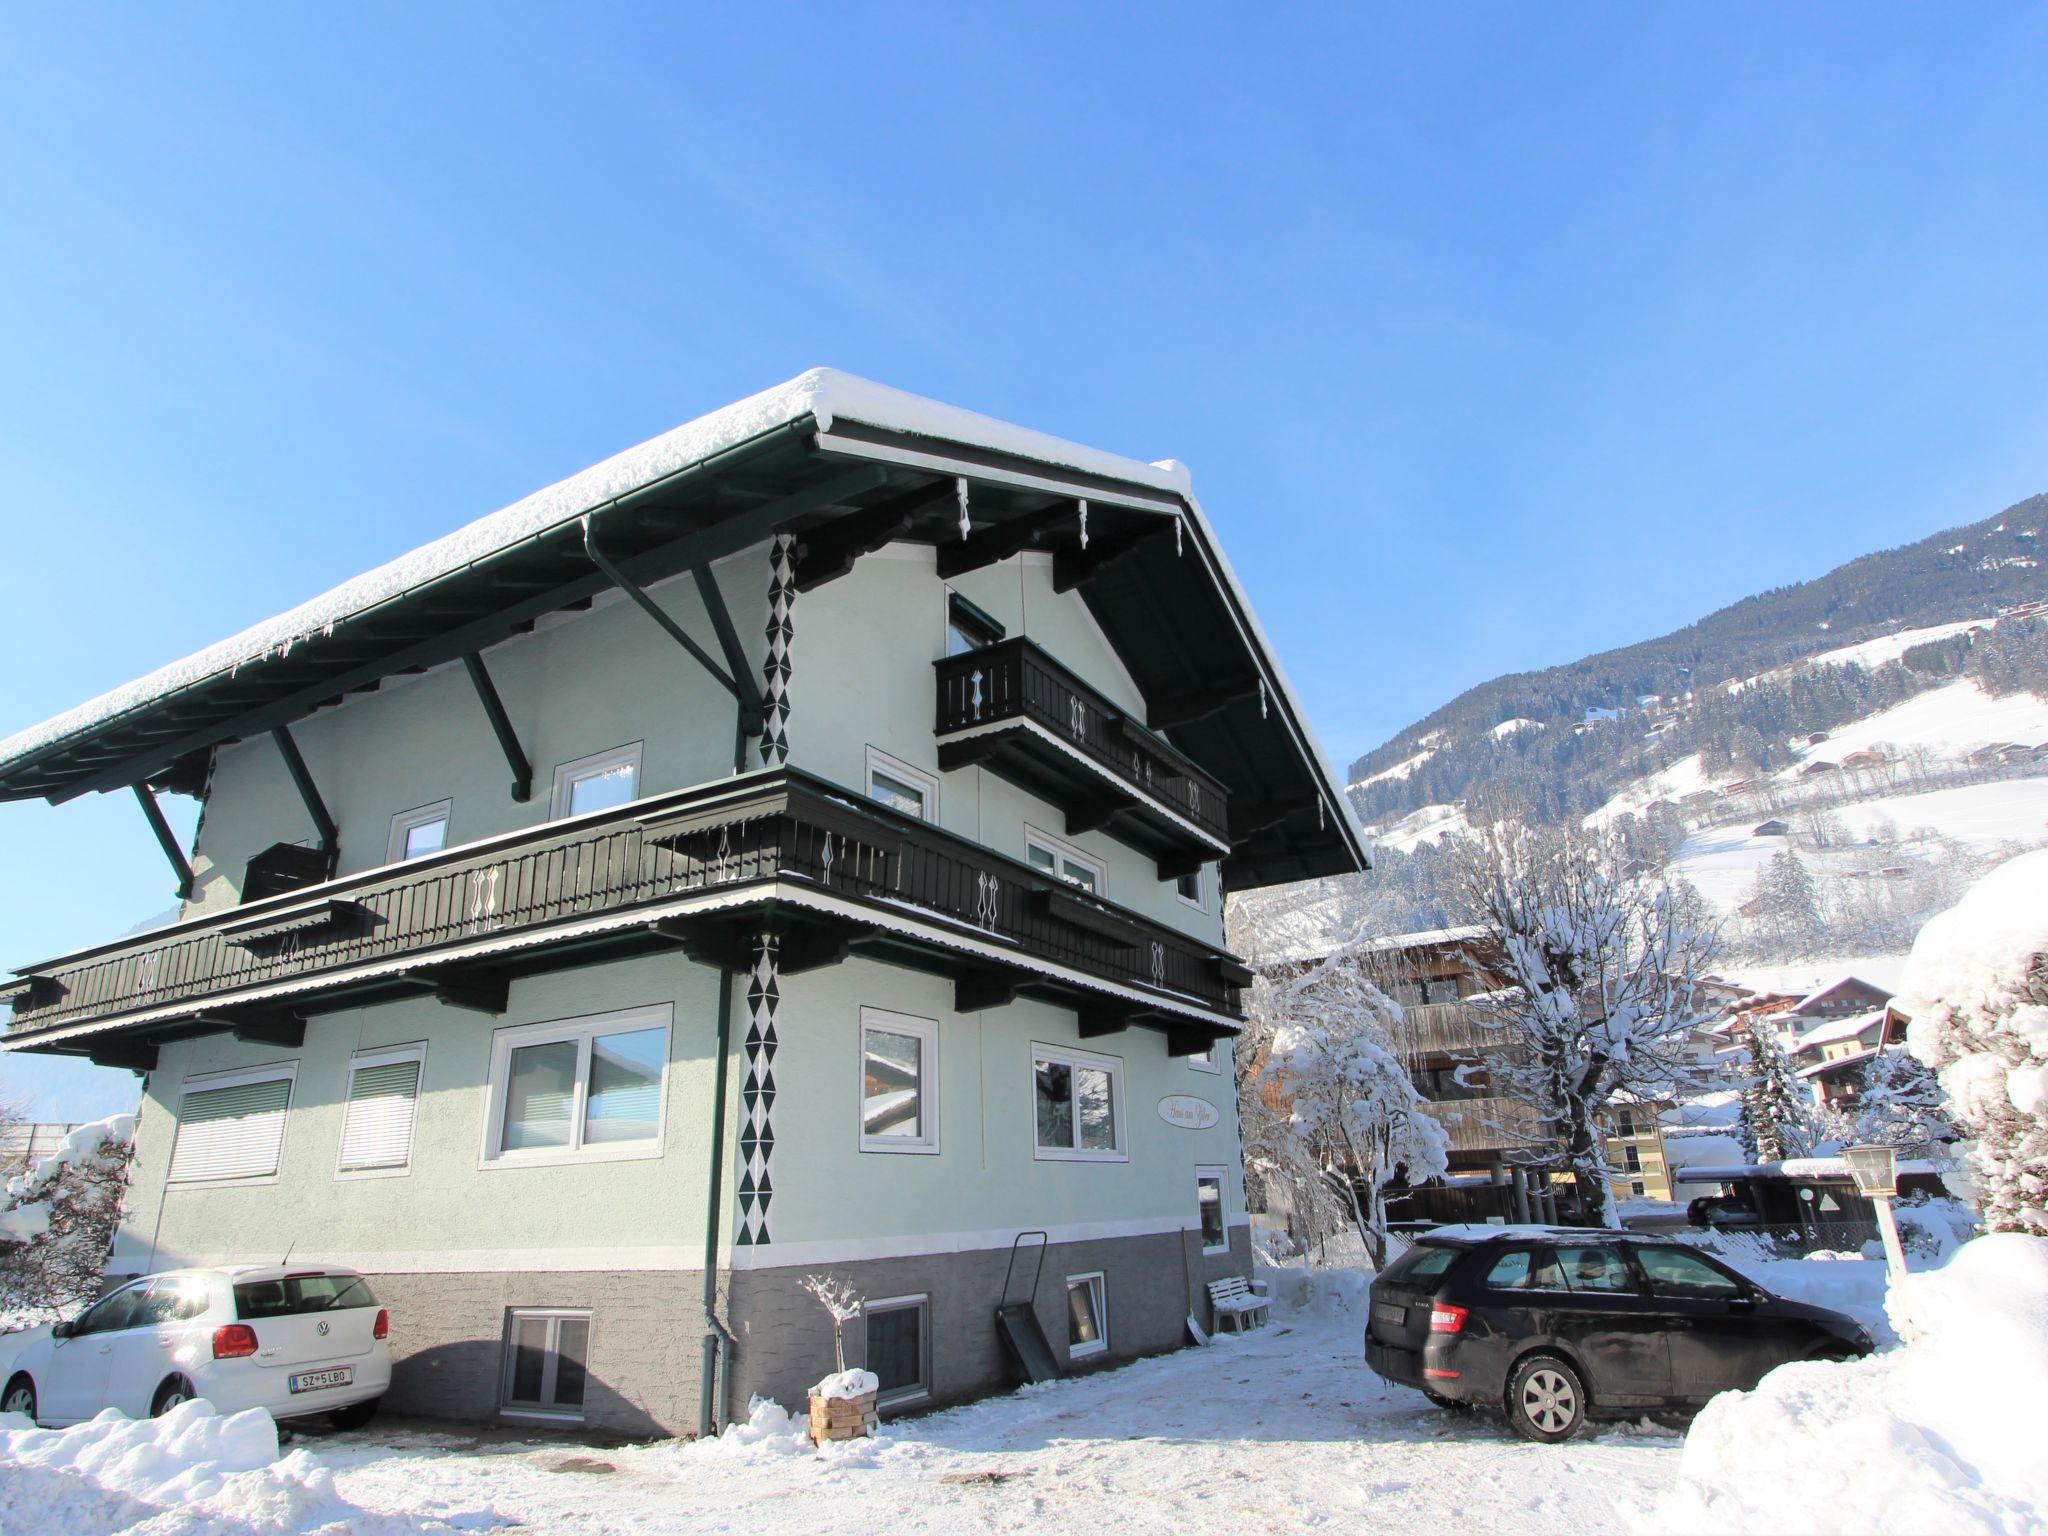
[0,1397,483,1533]
[1256,1264,1371,1318]
[1653,1234,2048,1534]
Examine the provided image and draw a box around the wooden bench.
[1206,1275,1272,1333]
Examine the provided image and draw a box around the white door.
[105,1280,191,1417]
[41,1282,145,1423]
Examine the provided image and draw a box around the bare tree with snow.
[1898,850,2048,1235]
[1229,915,1449,1267]
[798,1273,864,1372]
[1452,818,1717,1228]
[0,1115,135,1321]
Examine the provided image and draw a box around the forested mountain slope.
[1347,496,2048,831]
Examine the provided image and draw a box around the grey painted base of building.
[326,1227,1251,1438]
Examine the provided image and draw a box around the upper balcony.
[934,637,1231,878]
[0,767,1249,1070]
[1396,999,1503,1057]
[1418,1094,1543,1157]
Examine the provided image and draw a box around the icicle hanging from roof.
[956,477,971,540]
[1259,678,1269,719]
[1078,500,1089,550]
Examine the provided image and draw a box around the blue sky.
[3,5,2047,1118]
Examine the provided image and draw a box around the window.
[1196,1168,1228,1253]
[860,1008,939,1153]
[549,742,642,819]
[235,1273,378,1319]
[502,1309,591,1419]
[1185,1038,1223,1074]
[1554,1245,1640,1294]
[1032,1043,1125,1160]
[387,800,452,863]
[71,1281,150,1336]
[1175,867,1203,907]
[1622,1144,1642,1173]
[1065,1273,1108,1359]
[136,1275,211,1325]
[484,1006,670,1166]
[1484,1247,1565,1291]
[945,591,1005,656]
[863,1295,931,1408]
[337,1045,425,1178]
[168,1065,296,1186]
[1614,1107,1636,1136]
[865,747,939,823]
[1636,1246,1744,1301]
[1630,1180,1647,1198]
[1024,826,1106,894]
[1380,1243,1461,1285]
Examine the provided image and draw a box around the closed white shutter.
[168,1073,293,1183]
[337,1053,422,1172]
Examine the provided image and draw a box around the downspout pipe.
[698,962,740,1439]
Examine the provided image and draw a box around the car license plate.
[1373,1302,1406,1327]
[289,1366,354,1394]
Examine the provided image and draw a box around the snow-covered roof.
[0,369,1363,867]
[1797,1047,1880,1079]
[1359,924,1490,954]
[1683,1156,1945,1181]
[1794,1009,1889,1052]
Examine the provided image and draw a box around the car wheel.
[327,1397,381,1432]
[151,1378,194,1416]
[1508,1355,1587,1443]
[1,1375,35,1422]
[1423,1389,1473,1413]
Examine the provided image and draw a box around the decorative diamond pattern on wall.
[760,533,796,766]
[736,932,781,1246]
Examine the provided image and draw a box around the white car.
[1,1265,392,1429]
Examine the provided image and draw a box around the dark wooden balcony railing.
[934,637,1231,858]
[3,768,1245,1045]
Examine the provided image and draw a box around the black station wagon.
[1365,1227,1872,1441]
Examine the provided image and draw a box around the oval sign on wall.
[1157,1095,1220,1131]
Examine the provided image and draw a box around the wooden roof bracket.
[132,782,195,901]
[270,725,337,858]
[461,652,533,802]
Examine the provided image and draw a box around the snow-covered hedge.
[1897,849,2048,1234]
[0,1114,135,1325]
[1655,1233,2048,1533]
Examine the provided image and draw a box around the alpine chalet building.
[0,372,1364,1436]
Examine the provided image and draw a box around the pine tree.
[1740,1016,1811,1163]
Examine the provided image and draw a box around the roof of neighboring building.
[1798,1046,1881,1080]
[1794,1009,1890,1052]
[0,369,1364,884]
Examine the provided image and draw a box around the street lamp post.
[1844,1143,1908,1283]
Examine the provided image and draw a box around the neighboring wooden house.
[1752,819,1791,837]
[0,372,1364,1436]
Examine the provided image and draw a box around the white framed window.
[387,800,452,863]
[482,1005,671,1168]
[167,1063,297,1187]
[549,742,643,820]
[865,747,939,824]
[1024,825,1107,895]
[336,1044,425,1179]
[1065,1272,1108,1359]
[945,589,1005,657]
[502,1308,591,1420]
[1174,866,1204,908]
[863,1294,931,1409]
[1185,1038,1224,1074]
[1032,1041,1126,1161]
[860,1008,939,1154]
[1196,1166,1230,1254]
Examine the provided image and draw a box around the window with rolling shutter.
[168,1068,296,1185]
[337,1047,424,1176]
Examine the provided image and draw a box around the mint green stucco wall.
[183,552,766,918]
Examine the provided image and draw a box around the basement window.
[864,1295,931,1409]
[1065,1273,1108,1359]
[502,1309,591,1420]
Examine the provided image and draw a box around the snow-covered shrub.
[1897,849,2048,1235]
[1852,1045,1953,1156]
[0,1114,134,1324]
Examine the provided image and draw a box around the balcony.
[1396,1000,1503,1057]
[1,767,1246,1066]
[934,637,1231,878]
[1418,1094,1544,1156]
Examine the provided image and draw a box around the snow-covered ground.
[7,1241,2037,1536]
[2,1287,1692,1536]
[1780,678,2048,775]
[1366,801,1471,853]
